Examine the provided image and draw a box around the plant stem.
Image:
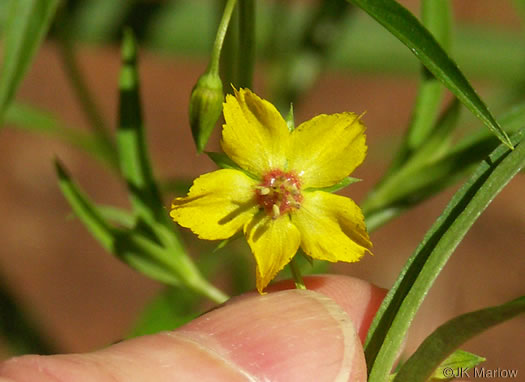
[289,257,306,290]
[209,0,238,75]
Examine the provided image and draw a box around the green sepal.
[213,231,242,253]
[205,151,258,179]
[285,103,295,132]
[304,177,362,193]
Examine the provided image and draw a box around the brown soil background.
[1,0,524,377]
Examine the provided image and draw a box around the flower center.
[255,169,303,219]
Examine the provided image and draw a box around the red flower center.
[255,169,303,218]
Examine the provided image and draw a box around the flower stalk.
[188,0,238,152]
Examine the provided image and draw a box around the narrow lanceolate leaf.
[364,128,525,381]
[56,159,228,302]
[55,159,115,251]
[0,0,59,124]
[390,0,451,170]
[346,0,513,148]
[118,28,164,223]
[389,350,485,381]
[56,160,184,286]
[5,102,118,170]
[394,297,525,381]
[430,350,485,380]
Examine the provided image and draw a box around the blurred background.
[1,0,524,376]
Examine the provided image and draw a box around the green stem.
[209,0,238,75]
[238,0,255,88]
[189,280,229,305]
[289,257,306,290]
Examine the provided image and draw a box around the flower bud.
[189,72,224,152]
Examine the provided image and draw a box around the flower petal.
[170,169,259,240]
[292,191,371,262]
[221,88,289,176]
[287,113,367,188]
[244,214,301,293]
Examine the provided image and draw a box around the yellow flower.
[171,88,372,293]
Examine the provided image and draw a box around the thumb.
[0,275,385,382]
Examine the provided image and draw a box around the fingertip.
[265,274,387,342]
[180,289,362,381]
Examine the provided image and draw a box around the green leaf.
[5,102,119,170]
[0,0,59,124]
[363,98,525,232]
[394,296,525,382]
[56,160,228,303]
[388,350,485,381]
[96,205,135,228]
[55,159,115,251]
[430,350,485,380]
[346,0,513,148]
[304,176,362,193]
[56,160,180,285]
[127,287,199,338]
[117,28,165,223]
[364,128,525,381]
[362,100,461,219]
[389,0,451,171]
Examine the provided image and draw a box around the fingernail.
[175,289,361,381]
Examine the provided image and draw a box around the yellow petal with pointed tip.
[222,88,289,177]
[292,191,371,262]
[288,113,367,188]
[244,214,301,293]
[170,169,259,240]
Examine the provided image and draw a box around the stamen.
[255,169,303,218]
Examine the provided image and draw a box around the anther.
[272,204,280,218]
[258,186,270,195]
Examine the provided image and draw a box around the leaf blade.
[0,0,59,124]
[364,128,525,381]
[394,297,525,381]
[346,0,512,148]
[117,28,165,223]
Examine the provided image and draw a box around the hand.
[0,275,386,381]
